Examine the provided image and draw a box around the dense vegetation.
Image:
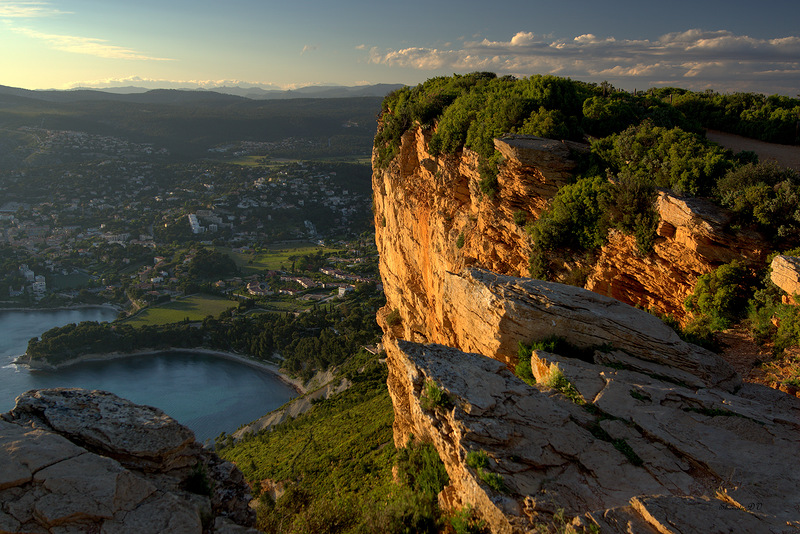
[375,74,800,267]
[26,284,383,378]
[217,351,480,534]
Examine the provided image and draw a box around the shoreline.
[15,347,305,394]
[0,303,123,314]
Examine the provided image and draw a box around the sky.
[1,0,799,95]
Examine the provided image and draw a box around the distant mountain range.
[0,83,406,104]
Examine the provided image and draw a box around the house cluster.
[188,211,236,234]
[10,264,47,299]
[0,124,374,305]
[319,267,374,284]
[19,127,169,159]
[208,137,327,156]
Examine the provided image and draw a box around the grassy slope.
[216,352,456,533]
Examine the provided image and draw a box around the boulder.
[771,254,800,303]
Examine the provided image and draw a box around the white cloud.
[12,27,171,60]
[0,1,68,18]
[301,44,318,55]
[65,76,289,91]
[510,32,536,46]
[366,28,800,94]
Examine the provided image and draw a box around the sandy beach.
[16,347,305,394]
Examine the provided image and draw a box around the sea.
[0,307,297,443]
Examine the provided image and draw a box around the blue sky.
[2,0,799,95]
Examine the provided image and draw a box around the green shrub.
[517,335,602,363]
[456,232,465,249]
[386,308,402,326]
[600,119,733,197]
[478,470,508,493]
[527,175,611,252]
[450,506,487,534]
[466,450,508,494]
[543,365,585,405]
[684,260,755,330]
[184,462,213,496]
[420,379,453,411]
[715,161,800,247]
[395,440,449,499]
[466,450,490,470]
[514,358,536,387]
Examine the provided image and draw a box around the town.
[0,125,377,315]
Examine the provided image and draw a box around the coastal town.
[0,126,377,312]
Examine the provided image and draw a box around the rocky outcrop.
[587,192,769,322]
[386,311,800,533]
[380,268,738,392]
[373,128,769,325]
[0,388,258,534]
[771,255,800,304]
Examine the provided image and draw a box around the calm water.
[0,308,297,442]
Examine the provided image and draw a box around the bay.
[0,307,297,442]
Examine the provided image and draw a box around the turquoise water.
[0,308,297,442]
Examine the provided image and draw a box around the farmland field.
[123,294,236,326]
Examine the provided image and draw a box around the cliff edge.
[373,130,800,532]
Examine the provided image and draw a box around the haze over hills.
[0,83,406,103]
[0,84,391,160]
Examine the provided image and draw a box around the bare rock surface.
[437,268,739,392]
[387,338,800,534]
[0,388,259,534]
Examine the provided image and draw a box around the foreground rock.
[387,334,800,533]
[0,388,258,534]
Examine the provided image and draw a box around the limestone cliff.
[0,388,258,534]
[373,128,769,328]
[374,130,799,532]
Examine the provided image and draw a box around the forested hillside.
[0,89,382,161]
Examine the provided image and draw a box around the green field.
[122,294,236,326]
[223,243,328,274]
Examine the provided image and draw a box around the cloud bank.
[64,76,289,91]
[368,29,800,94]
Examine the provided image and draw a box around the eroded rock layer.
[0,388,258,534]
